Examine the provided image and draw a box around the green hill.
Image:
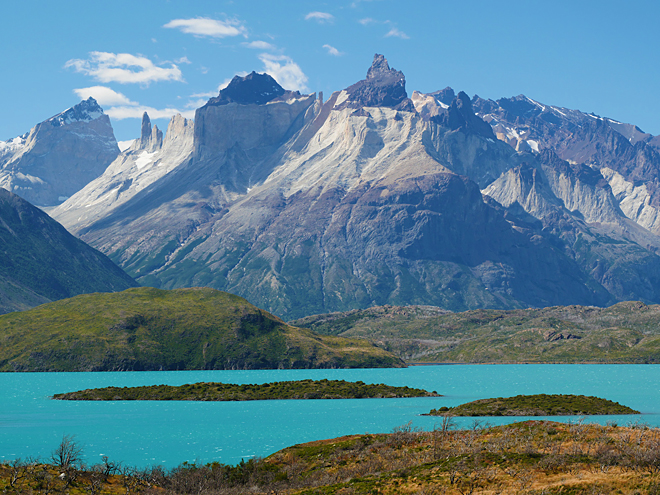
[0,287,404,371]
[290,302,660,363]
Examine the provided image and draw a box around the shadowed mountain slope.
[0,188,137,313]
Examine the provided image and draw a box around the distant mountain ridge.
[46,54,660,320]
[0,97,119,206]
[472,94,660,235]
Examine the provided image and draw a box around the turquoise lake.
[2,365,659,468]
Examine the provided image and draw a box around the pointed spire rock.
[140,112,152,147]
[366,54,391,79]
[151,124,163,149]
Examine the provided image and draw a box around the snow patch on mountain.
[51,113,194,231]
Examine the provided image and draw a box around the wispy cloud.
[190,90,217,98]
[65,52,184,85]
[106,105,195,121]
[72,84,199,120]
[73,86,137,106]
[258,53,308,92]
[323,44,343,56]
[175,56,192,64]
[163,17,247,38]
[385,28,409,39]
[243,40,276,50]
[305,12,334,23]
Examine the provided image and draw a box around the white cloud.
[385,28,409,39]
[175,56,192,64]
[243,40,276,50]
[186,99,209,109]
[106,105,195,121]
[258,53,308,92]
[359,17,376,25]
[323,44,343,56]
[191,91,218,98]
[305,12,334,23]
[163,17,247,38]
[65,52,184,85]
[73,86,137,106]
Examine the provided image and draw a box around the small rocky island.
[427,394,639,417]
[53,379,438,401]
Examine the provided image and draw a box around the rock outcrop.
[336,54,414,111]
[0,98,119,206]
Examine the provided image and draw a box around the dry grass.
[1,420,659,494]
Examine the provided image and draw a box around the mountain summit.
[208,72,289,106]
[0,97,119,206]
[339,53,414,110]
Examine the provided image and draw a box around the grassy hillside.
[0,287,404,371]
[290,302,660,363]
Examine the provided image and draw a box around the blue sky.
[2,0,659,142]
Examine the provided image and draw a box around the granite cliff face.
[51,112,194,234]
[0,98,119,206]
[51,55,660,319]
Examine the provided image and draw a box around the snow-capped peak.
[47,97,104,127]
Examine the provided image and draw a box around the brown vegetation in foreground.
[1,420,659,494]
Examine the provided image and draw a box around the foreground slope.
[0,287,404,371]
[291,301,660,363]
[0,188,136,314]
[2,422,658,493]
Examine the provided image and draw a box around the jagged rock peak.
[432,87,456,106]
[140,112,151,145]
[47,97,104,127]
[206,71,303,107]
[338,54,414,111]
[429,91,495,139]
[137,112,162,151]
[366,54,392,79]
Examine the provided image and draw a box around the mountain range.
[6,54,660,320]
